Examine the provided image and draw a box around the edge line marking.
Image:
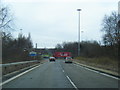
[1,64,42,86]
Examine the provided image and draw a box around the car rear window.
[66,57,72,59]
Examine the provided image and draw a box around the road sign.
[29,51,37,56]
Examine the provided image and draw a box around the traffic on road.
[2,59,119,89]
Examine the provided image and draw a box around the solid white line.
[0,64,41,86]
[66,76,78,90]
[73,63,119,80]
[83,67,99,73]
[99,72,119,80]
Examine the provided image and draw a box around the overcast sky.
[2,0,119,48]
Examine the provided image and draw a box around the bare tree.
[0,6,14,33]
[55,44,62,49]
[101,11,120,46]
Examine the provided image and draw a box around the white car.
[65,57,73,63]
[49,57,56,62]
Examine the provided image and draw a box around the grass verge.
[74,57,118,75]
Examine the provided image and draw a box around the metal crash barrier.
[1,60,40,75]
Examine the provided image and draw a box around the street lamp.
[81,31,84,42]
[77,9,81,56]
[20,29,22,33]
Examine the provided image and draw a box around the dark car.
[49,57,56,62]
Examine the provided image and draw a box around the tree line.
[0,6,33,63]
[55,41,117,59]
[2,32,33,63]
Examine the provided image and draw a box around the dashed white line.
[0,64,42,86]
[66,76,78,90]
[60,63,78,89]
[73,63,119,80]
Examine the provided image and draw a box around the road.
[2,59,119,88]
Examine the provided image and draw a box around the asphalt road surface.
[2,59,119,88]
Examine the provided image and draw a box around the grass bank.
[74,57,118,73]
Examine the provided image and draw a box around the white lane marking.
[99,72,119,80]
[59,63,78,89]
[66,76,78,90]
[73,63,119,80]
[0,64,42,86]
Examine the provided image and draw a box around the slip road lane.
[2,59,119,88]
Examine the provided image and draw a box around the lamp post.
[81,31,84,41]
[20,29,22,34]
[77,9,81,56]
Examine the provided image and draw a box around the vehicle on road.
[49,57,56,62]
[65,57,73,63]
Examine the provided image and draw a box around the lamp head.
[77,9,81,11]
